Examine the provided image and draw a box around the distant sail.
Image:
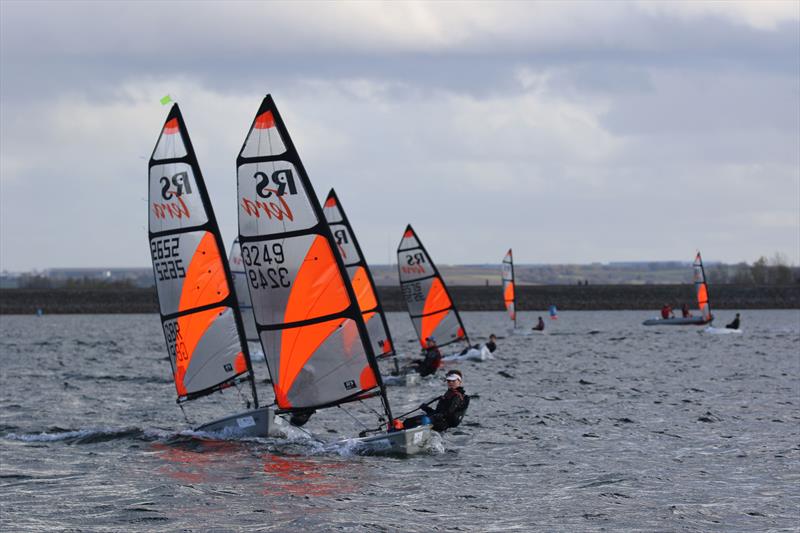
[397,225,469,348]
[549,305,558,319]
[502,249,516,327]
[148,104,257,404]
[693,251,711,321]
[236,95,391,417]
[323,189,396,358]
[228,239,259,342]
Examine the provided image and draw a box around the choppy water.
[1,310,798,531]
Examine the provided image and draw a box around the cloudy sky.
[1,1,798,271]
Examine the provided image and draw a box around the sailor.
[726,313,741,330]
[406,337,442,377]
[484,334,498,353]
[404,370,469,432]
[532,317,545,331]
[460,334,499,355]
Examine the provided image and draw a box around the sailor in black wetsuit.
[726,313,741,330]
[403,370,469,432]
[407,337,442,377]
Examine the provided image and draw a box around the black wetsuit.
[726,317,740,329]
[412,347,442,377]
[485,340,497,353]
[405,387,468,432]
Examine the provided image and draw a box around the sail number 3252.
[241,242,291,290]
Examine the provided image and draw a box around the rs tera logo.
[255,169,297,198]
[160,172,193,200]
[344,380,356,390]
[406,253,425,265]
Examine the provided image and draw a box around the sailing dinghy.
[397,225,472,362]
[502,248,517,329]
[148,104,272,437]
[322,190,415,386]
[643,251,714,326]
[236,95,431,455]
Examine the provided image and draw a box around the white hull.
[348,425,433,456]
[703,326,743,335]
[443,345,493,362]
[195,406,274,438]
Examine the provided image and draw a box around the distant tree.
[750,256,769,284]
[770,253,793,284]
[732,262,752,284]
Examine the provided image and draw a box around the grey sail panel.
[148,104,256,402]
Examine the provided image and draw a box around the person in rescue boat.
[406,337,442,377]
[661,304,675,319]
[403,370,468,432]
[681,304,692,318]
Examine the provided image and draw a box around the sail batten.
[397,225,469,349]
[237,95,390,417]
[148,104,257,405]
[323,189,396,358]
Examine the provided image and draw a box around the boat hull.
[351,425,433,456]
[642,317,712,326]
[195,406,274,437]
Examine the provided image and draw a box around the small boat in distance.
[235,95,431,455]
[148,103,271,437]
[397,225,470,353]
[502,248,516,329]
[643,251,714,326]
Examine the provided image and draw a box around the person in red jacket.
[661,304,674,319]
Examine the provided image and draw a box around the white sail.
[148,104,257,403]
[397,225,469,348]
[236,95,391,415]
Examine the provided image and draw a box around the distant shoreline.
[1,285,797,315]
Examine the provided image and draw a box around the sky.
[1,0,798,271]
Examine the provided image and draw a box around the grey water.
[1,310,798,531]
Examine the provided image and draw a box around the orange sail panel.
[237,96,386,412]
[148,104,255,403]
[397,224,469,348]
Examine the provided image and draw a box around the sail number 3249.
[241,242,291,290]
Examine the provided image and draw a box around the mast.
[323,188,396,358]
[148,103,258,407]
[397,224,470,348]
[236,95,392,422]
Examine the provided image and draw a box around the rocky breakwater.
[1,284,797,315]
